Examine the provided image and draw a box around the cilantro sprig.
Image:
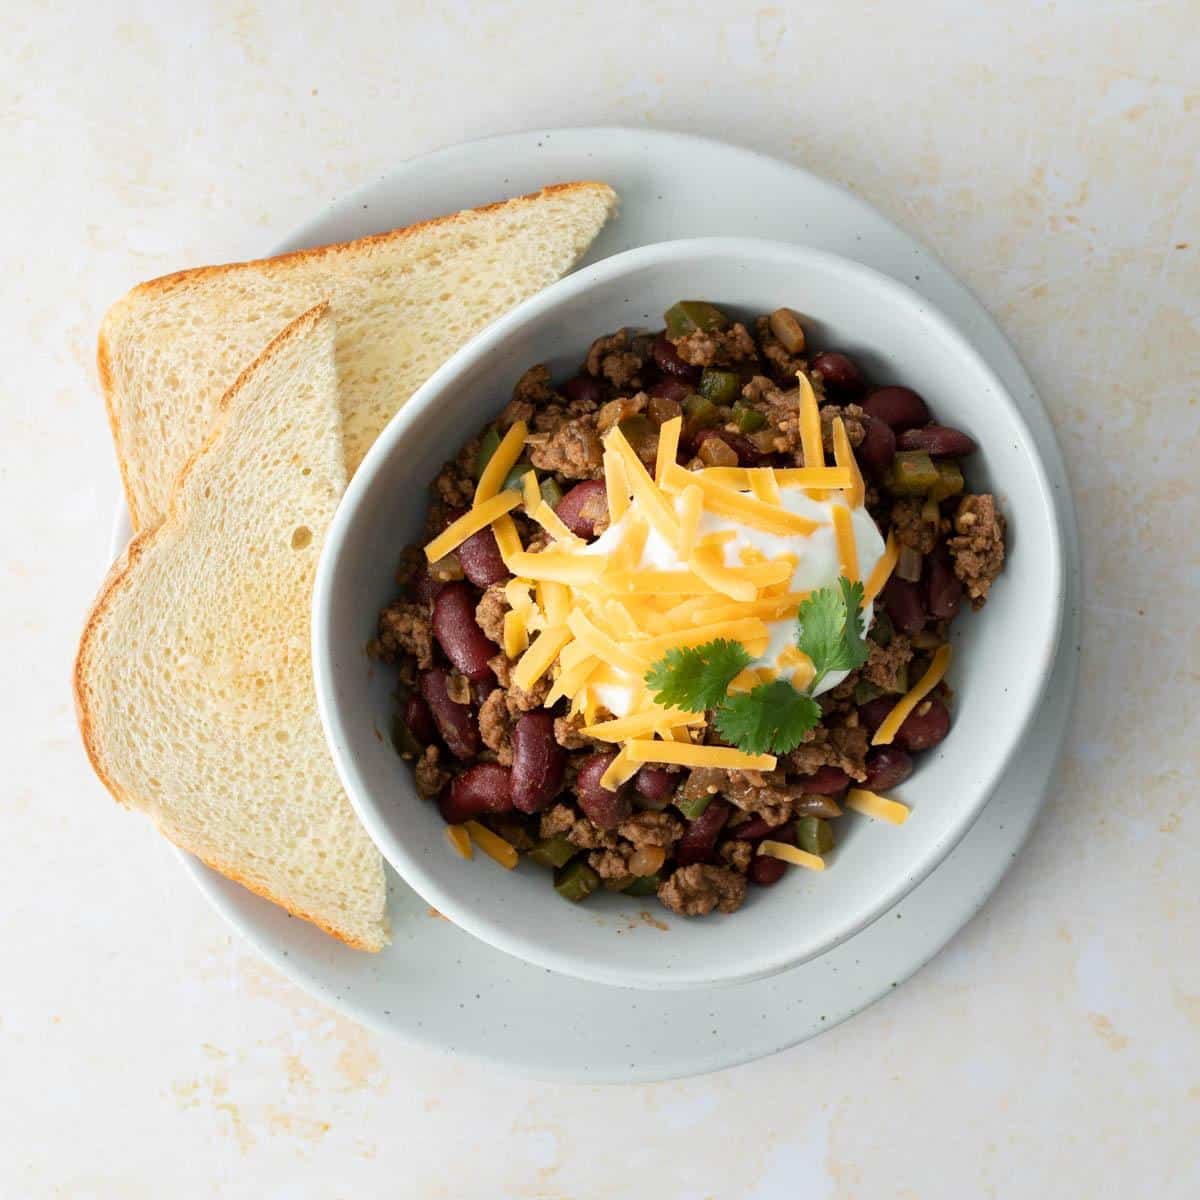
[643,577,869,757]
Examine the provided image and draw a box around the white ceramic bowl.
[313,238,1063,990]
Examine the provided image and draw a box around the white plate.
[108,128,1080,1082]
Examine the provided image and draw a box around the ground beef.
[588,847,635,880]
[820,403,867,451]
[863,633,915,693]
[478,689,514,765]
[723,769,806,824]
[414,745,449,799]
[553,712,590,750]
[512,364,556,409]
[433,455,476,508]
[505,674,551,716]
[528,418,604,479]
[786,725,869,781]
[474,585,509,647]
[741,377,802,456]
[755,315,806,382]
[658,864,748,916]
[719,839,754,874]
[670,322,758,367]
[539,803,620,850]
[585,329,644,389]
[488,653,513,687]
[617,810,683,848]
[375,602,434,668]
[949,494,1006,608]
[889,498,939,554]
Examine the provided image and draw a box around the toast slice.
[99,181,617,529]
[75,304,387,951]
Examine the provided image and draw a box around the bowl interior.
[314,239,1061,990]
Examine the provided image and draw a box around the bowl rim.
[312,235,1065,988]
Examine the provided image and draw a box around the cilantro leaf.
[795,577,870,683]
[644,639,751,713]
[713,681,822,755]
[838,577,870,673]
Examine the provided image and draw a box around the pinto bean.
[438,763,514,823]
[555,479,609,539]
[457,526,508,587]
[675,799,733,867]
[432,581,498,682]
[862,386,930,431]
[575,754,634,830]
[897,423,977,457]
[862,746,914,791]
[419,667,480,760]
[511,711,566,813]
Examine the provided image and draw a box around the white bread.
[99,182,617,529]
[75,304,387,951]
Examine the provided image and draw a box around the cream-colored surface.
[3,2,1197,1196]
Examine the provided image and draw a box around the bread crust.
[97,181,615,530]
[75,304,384,952]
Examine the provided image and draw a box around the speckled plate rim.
[106,127,1080,1083]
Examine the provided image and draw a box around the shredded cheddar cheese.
[446,825,473,859]
[758,840,826,871]
[831,503,859,582]
[872,643,952,746]
[845,789,911,825]
[863,531,899,602]
[424,490,523,562]
[473,420,528,506]
[464,821,519,869]
[623,740,777,771]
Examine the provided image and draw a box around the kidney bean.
[648,376,691,404]
[749,854,787,887]
[562,374,607,408]
[555,479,609,539]
[809,351,865,397]
[896,697,951,751]
[419,667,480,759]
[792,765,851,795]
[431,581,498,682]
[651,332,701,381]
[402,694,437,746]
[862,386,929,431]
[575,754,634,830]
[438,763,513,824]
[897,423,977,457]
[412,566,444,605]
[511,711,566,814]
[862,746,914,791]
[675,799,732,867]
[457,526,508,587]
[471,678,497,707]
[856,415,896,475]
[635,766,676,804]
[883,575,927,636]
[729,814,789,841]
[858,696,898,736]
[925,552,963,620]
